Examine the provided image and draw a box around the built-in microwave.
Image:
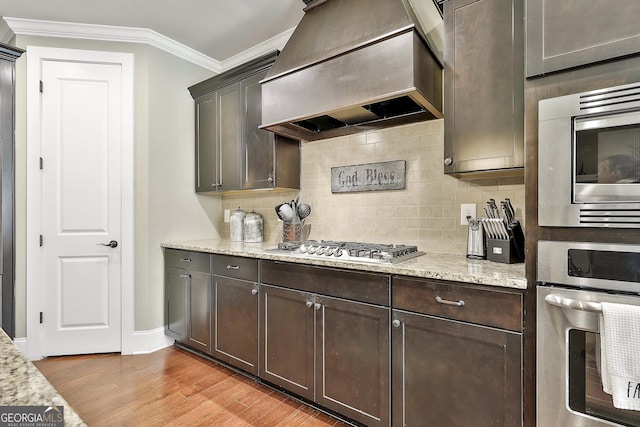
[539,82,640,227]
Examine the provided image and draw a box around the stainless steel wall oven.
[538,82,640,227]
[537,241,640,426]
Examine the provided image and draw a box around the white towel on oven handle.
[599,301,640,411]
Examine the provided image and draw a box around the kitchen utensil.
[297,203,311,219]
[230,207,246,242]
[277,203,294,222]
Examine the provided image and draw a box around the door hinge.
[39,235,43,246]
[39,157,43,170]
[39,80,43,93]
[39,312,43,324]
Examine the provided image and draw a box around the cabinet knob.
[305,301,313,309]
[314,303,322,311]
[392,319,401,328]
[444,157,453,166]
[251,288,258,296]
[267,176,274,183]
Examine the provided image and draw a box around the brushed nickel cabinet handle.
[435,296,465,307]
[226,264,240,270]
[179,273,191,279]
[179,258,192,263]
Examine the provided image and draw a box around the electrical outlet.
[460,204,476,225]
[224,209,230,223]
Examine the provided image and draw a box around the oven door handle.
[544,294,603,313]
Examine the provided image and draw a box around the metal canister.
[243,210,264,243]
[230,207,246,242]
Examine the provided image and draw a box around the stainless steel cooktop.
[265,240,425,264]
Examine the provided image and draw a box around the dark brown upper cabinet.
[443,0,524,175]
[526,1,640,77]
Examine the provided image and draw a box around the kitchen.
[0,0,640,426]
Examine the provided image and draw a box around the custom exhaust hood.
[260,0,444,142]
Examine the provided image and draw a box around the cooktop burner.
[270,240,425,264]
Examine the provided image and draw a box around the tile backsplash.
[221,120,525,256]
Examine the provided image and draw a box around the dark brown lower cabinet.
[392,309,522,427]
[165,266,211,354]
[211,275,259,375]
[259,284,315,401]
[259,283,390,427]
[315,295,390,427]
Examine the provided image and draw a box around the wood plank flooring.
[34,345,351,427]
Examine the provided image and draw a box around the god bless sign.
[331,160,406,193]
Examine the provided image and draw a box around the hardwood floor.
[34,346,351,427]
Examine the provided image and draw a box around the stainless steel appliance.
[537,240,640,426]
[538,82,640,227]
[266,240,424,264]
[466,218,485,259]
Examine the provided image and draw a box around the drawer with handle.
[213,254,258,282]
[392,276,522,332]
[164,249,211,273]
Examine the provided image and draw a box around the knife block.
[486,223,525,264]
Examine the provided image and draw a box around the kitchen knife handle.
[435,296,465,307]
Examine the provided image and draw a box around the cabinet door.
[526,1,640,77]
[259,284,315,401]
[242,71,275,190]
[315,296,390,427]
[217,82,242,192]
[212,276,259,375]
[165,267,187,342]
[443,0,524,174]
[195,93,217,192]
[392,309,522,427]
[185,271,212,354]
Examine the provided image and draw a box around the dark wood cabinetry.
[189,52,300,193]
[443,0,524,174]
[392,276,523,427]
[259,260,390,427]
[164,250,212,353]
[0,43,24,337]
[211,255,259,375]
[526,1,640,77]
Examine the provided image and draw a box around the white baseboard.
[13,328,173,359]
[132,327,174,354]
[12,337,27,355]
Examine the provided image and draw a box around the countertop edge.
[161,239,527,290]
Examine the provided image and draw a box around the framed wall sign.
[331,160,406,193]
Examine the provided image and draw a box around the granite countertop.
[162,239,527,289]
[0,329,86,426]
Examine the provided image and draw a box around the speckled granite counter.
[0,329,86,426]
[162,239,527,289]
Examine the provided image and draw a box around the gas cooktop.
[265,240,425,264]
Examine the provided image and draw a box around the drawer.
[260,260,390,306]
[213,254,258,282]
[165,249,211,273]
[392,276,522,332]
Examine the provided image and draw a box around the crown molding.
[3,16,296,74]
[3,16,222,72]
[0,18,13,44]
[221,27,294,71]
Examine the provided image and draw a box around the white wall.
[12,35,221,337]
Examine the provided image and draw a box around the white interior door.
[41,59,123,356]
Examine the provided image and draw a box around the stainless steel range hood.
[260,0,444,142]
